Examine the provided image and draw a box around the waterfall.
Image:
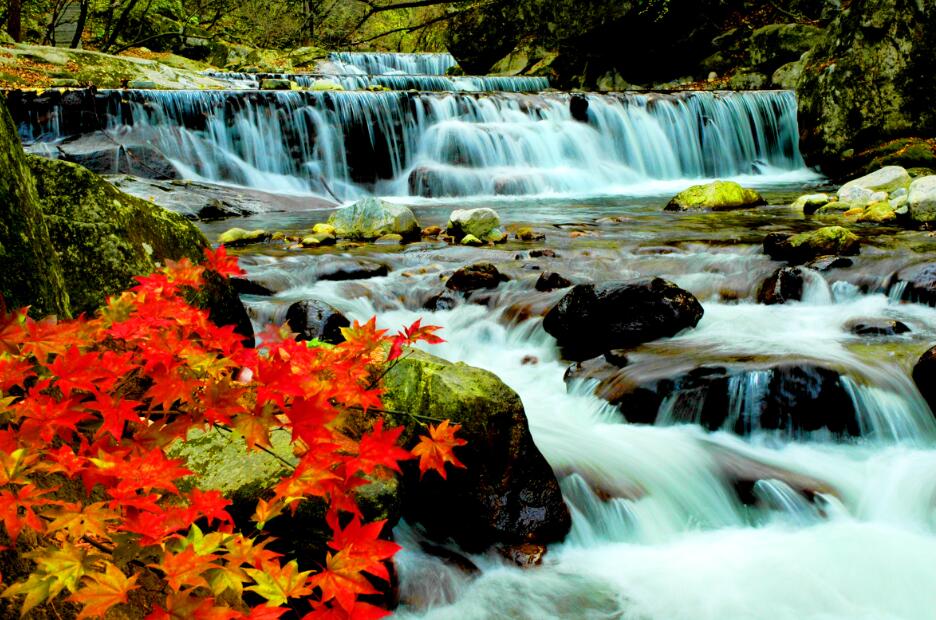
[15,89,811,200]
[326,51,457,75]
[203,71,551,93]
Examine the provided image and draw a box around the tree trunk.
[7,0,21,42]
[71,0,90,48]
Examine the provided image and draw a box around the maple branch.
[214,424,297,470]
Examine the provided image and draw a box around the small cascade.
[326,51,456,75]
[203,71,551,93]
[13,89,809,199]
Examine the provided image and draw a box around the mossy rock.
[27,155,206,315]
[857,201,898,224]
[372,349,570,550]
[328,197,420,241]
[665,180,765,211]
[765,226,861,263]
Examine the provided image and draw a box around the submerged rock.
[568,360,861,437]
[328,197,420,241]
[535,271,572,292]
[757,267,805,305]
[285,299,349,344]
[543,279,704,361]
[764,226,860,263]
[377,349,571,550]
[845,318,910,337]
[316,258,389,282]
[445,262,508,293]
[893,263,936,306]
[664,180,765,211]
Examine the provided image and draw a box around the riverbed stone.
[845,318,910,337]
[543,279,704,361]
[764,226,860,263]
[893,263,936,306]
[757,267,805,305]
[837,185,888,206]
[445,262,508,293]
[913,345,936,413]
[218,227,271,246]
[328,197,420,240]
[792,193,832,214]
[446,207,504,242]
[316,258,389,281]
[535,271,572,292]
[857,201,898,224]
[908,175,936,225]
[664,180,765,211]
[285,299,349,344]
[839,166,912,199]
[376,348,571,550]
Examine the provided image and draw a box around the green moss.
[27,156,207,315]
[665,180,765,211]
[788,226,860,255]
[857,201,898,224]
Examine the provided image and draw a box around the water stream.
[13,50,936,619]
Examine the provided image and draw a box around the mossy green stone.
[788,226,860,255]
[27,156,206,315]
[858,201,898,223]
[665,181,766,211]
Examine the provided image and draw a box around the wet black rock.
[893,263,936,306]
[317,259,389,282]
[845,318,910,337]
[230,278,275,297]
[757,267,805,305]
[423,290,460,311]
[913,345,936,413]
[567,360,860,437]
[196,271,256,348]
[543,279,704,361]
[285,299,350,344]
[445,262,508,293]
[806,255,854,272]
[535,271,572,292]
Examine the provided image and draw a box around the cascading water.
[15,89,814,200]
[326,51,457,75]
[204,71,551,93]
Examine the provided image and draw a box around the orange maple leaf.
[410,420,467,479]
[68,562,139,620]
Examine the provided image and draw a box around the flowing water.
[15,51,936,619]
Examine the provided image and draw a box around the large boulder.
[0,98,69,317]
[378,349,571,550]
[908,175,936,225]
[764,226,860,263]
[797,0,936,175]
[838,165,912,198]
[543,279,704,361]
[664,181,765,211]
[28,155,254,345]
[328,198,420,241]
[566,360,861,437]
[749,23,824,71]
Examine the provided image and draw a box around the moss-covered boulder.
[857,201,898,224]
[328,198,420,241]
[908,175,936,225]
[764,226,861,263]
[749,23,824,71]
[665,181,765,211]
[446,207,505,242]
[0,98,69,317]
[28,155,206,315]
[378,349,571,551]
[792,193,833,214]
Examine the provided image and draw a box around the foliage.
[0,247,462,619]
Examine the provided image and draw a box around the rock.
[311,80,343,91]
[764,226,860,264]
[126,79,158,89]
[196,199,240,221]
[460,234,483,246]
[893,263,936,306]
[423,291,460,311]
[51,78,80,88]
[190,271,256,348]
[665,181,765,211]
[446,263,508,293]
[231,278,274,296]
[806,255,853,272]
[913,345,936,412]
[421,225,443,237]
[515,226,546,241]
[316,258,388,282]
[771,60,804,89]
[312,223,336,236]
[446,207,504,242]
[301,232,336,247]
[570,361,861,437]
[285,299,349,344]
[845,318,910,337]
[375,233,404,244]
[792,193,832,214]
[797,0,936,175]
[838,166,912,198]
[542,279,704,361]
[814,202,854,215]
[535,271,572,292]
[218,227,271,247]
[328,197,420,241]
[837,185,888,206]
[260,78,294,90]
[857,201,897,224]
[757,267,805,305]
[727,71,768,90]
[0,101,69,318]
[378,349,571,549]
[908,175,936,225]
[749,23,824,70]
